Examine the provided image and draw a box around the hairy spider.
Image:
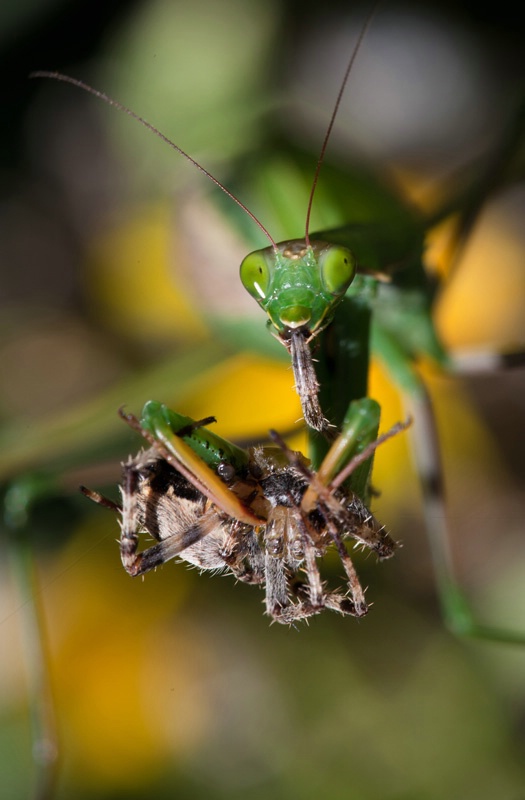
[82,403,406,624]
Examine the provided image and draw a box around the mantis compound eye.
[239,250,271,301]
[319,245,356,296]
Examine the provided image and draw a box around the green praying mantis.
[29,12,523,642]
[9,0,525,637]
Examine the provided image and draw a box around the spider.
[82,401,408,624]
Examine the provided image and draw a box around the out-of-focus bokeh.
[1,0,524,798]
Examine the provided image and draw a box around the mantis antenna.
[29,70,279,252]
[304,2,378,246]
[31,1,378,254]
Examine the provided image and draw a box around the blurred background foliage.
[1,0,525,798]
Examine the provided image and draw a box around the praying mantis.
[27,7,521,642]
[2,4,525,795]
[6,0,525,639]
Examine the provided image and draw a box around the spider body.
[83,403,401,624]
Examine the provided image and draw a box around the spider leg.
[263,498,370,623]
[80,485,121,512]
[216,522,266,585]
[264,551,291,621]
[296,514,325,609]
[119,454,144,576]
[269,429,397,559]
[262,505,324,623]
[290,510,369,619]
[317,505,368,616]
[270,581,366,623]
